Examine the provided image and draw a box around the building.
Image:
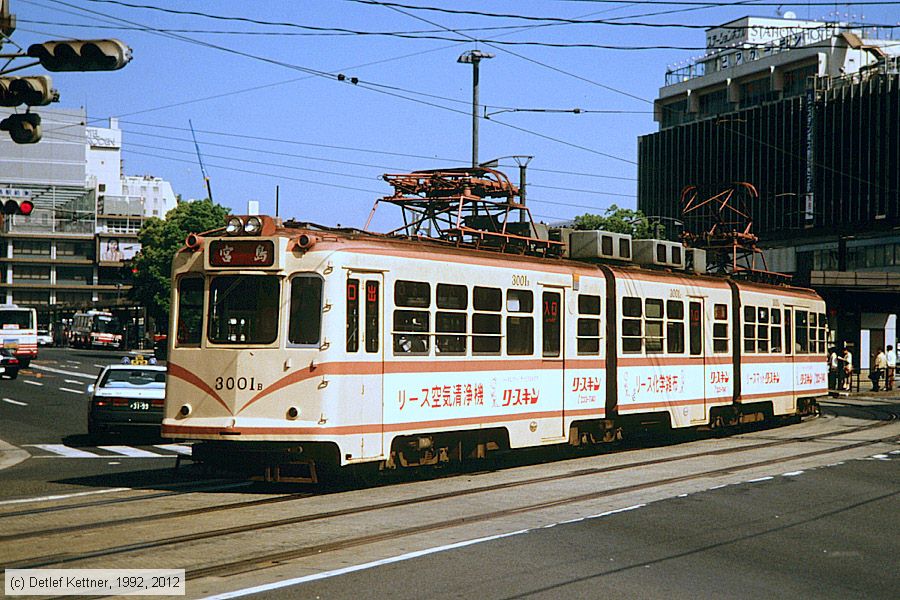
[0,107,177,335]
[637,16,900,368]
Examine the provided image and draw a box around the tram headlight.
[287,406,299,419]
[179,404,192,417]
[244,216,262,235]
[225,216,243,236]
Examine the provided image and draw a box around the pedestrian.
[886,345,896,391]
[838,347,853,391]
[828,346,839,389]
[872,347,887,392]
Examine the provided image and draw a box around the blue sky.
[7,1,899,229]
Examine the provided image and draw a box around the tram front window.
[208,275,279,344]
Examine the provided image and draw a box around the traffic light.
[27,39,132,72]
[0,198,34,215]
[0,112,41,144]
[0,76,58,107]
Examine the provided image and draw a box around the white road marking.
[24,380,43,386]
[201,529,531,600]
[98,446,165,458]
[0,487,131,506]
[154,444,193,456]
[871,454,889,459]
[93,364,105,369]
[26,444,100,458]
[782,471,805,477]
[64,379,83,385]
[747,476,774,483]
[586,504,646,519]
[2,398,26,406]
[59,387,83,394]
[66,360,81,365]
[31,365,96,379]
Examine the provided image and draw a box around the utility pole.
[457,49,494,168]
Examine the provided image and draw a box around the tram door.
[784,306,796,404]
[688,297,708,418]
[541,287,565,438]
[348,272,384,458]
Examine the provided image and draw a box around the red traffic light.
[1,199,34,215]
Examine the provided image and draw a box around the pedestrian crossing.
[25,444,192,458]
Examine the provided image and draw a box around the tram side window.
[743,305,756,353]
[645,299,664,354]
[795,310,809,353]
[689,301,702,355]
[808,313,818,354]
[394,280,430,354]
[577,294,601,355]
[770,308,783,353]
[436,283,467,354]
[506,289,534,356]
[365,281,379,353]
[473,286,501,354]
[289,276,323,345]
[542,291,561,357]
[208,275,280,345]
[346,279,359,352]
[622,296,642,354]
[176,277,204,346]
[713,303,728,353]
[757,307,769,353]
[667,300,684,354]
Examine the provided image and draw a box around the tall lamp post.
[457,49,494,168]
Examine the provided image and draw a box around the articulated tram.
[162,214,826,480]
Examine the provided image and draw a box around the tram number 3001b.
[214,376,263,391]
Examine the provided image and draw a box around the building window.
[12,240,50,257]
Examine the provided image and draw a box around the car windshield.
[99,369,165,389]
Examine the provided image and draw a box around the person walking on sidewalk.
[872,348,887,392]
[886,345,896,391]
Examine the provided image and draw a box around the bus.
[71,310,124,350]
[0,304,38,367]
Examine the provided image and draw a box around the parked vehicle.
[0,348,20,379]
[87,357,166,439]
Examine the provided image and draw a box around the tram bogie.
[163,215,827,483]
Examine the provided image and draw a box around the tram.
[162,208,827,481]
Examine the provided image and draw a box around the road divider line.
[98,446,166,458]
[64,379,83,385]
[26,444,100,458]
[154,444,193,456]
[2,398,26,406]
[60,387,84,394]
[24,380,43,387]
[31,365,96,379]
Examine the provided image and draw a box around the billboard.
[97,236,140,264]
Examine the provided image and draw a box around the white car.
[37,329,52,346]
[87,360,166,440]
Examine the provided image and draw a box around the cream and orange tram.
[163,215,826,480]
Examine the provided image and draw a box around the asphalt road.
[248,454,900,600]
[0,347,186,500]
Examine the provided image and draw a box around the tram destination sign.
[209,240,275,267]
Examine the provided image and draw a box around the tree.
[131,199,229,328]
[573,205,654,238]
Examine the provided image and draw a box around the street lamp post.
[457,49,494,168]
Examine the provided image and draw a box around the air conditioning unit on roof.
[568,230,632,261]
[632,239,685,269]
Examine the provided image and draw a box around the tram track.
[7,416,897,572]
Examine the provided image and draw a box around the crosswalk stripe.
[24,380,43,386]
[2,398,26,406]
[154,444,193,456]
[64,379,83,385]
[60,387,84,394]
[27,444,100,458]
[97,446,166,458]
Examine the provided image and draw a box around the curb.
[0,438,29,471]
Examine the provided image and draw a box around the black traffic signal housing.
[27,39,132,72]
[0,76,58,107]
[0,112,41,144]
[0,198,34,215]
